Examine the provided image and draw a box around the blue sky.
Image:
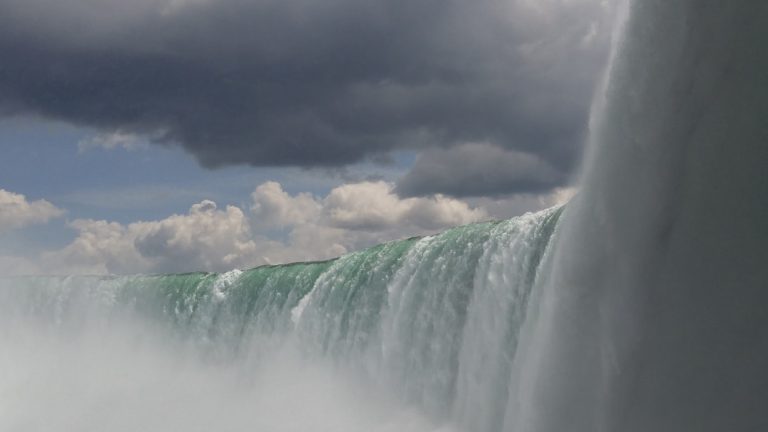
[1,117,408,221]
[0,115,415,259]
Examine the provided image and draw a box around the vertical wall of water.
[512,2,768,432]
[295,208,561,426]
[453,209,561,432]
[376,222,497,416]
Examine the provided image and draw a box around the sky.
[0,0,616,275]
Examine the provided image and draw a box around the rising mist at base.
[1,320,447,432]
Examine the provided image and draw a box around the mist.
[0,310,449,432]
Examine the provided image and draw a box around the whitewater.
[2,1,767,431]
[0,209,561,431]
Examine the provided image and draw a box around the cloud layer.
[0,189,64,233]
[14,181,487,274]
[0,0,614,195]
[1,180,578,275]
[43,201,261,274]
[396,142,566,197]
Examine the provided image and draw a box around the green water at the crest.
[0,207,562,432]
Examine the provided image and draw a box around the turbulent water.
[0,208,562,432]
[508,2,768,432]
[3,1,768,431]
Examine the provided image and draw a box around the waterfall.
[2,1,767,431]
[508,2,768,432]
[0,208,562,431]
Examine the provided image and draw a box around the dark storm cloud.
[0,0,613,191]
[396,143,565,198]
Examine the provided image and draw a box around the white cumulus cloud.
[41,200,263,275]
[32,181,489,274]
[0,189,64,233]
[251,182,322,228]
[10,180,575,276]
[251,181,488,265]
[323,181,486,231]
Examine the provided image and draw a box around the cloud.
[395,142,566,198]
[132,200,260,273]
[0,0,615,195]
[323,181,485,230]
[251,182,322,228]
[78,130,147,152]
[0,189,64,232]
[32,181,491,274]
[546,186,578,207]
[253,180,488,261]
[43,219,148,275]
[464,186,578,221]
[42,200,262,274]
